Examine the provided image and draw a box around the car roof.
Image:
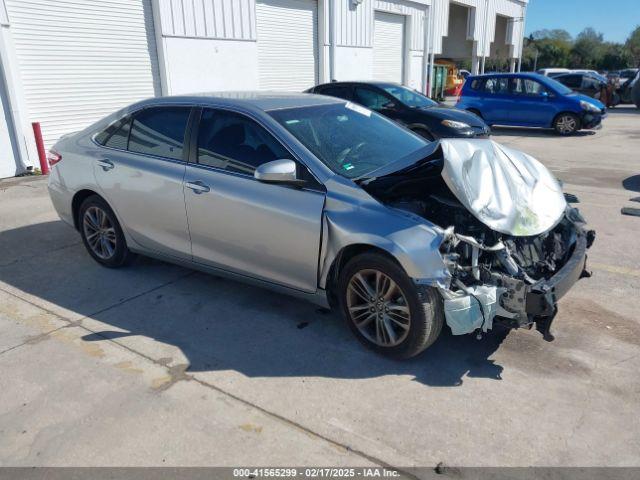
[131,91,343,112]
[314,80,402,89]
[466,72,546,81]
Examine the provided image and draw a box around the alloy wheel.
[346,269,411,347]
[83,206,117,260]
[556,115,577,134]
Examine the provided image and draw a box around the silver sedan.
[48,93,594,358]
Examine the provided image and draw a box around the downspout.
[0,20,30,174]
[480,0,489,74]
[422,5,430,95]
[517,5,527,72]
[329,0,336,81]
[427,1,436,98]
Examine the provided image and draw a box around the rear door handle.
[96,159,114,171]
[185,181,210,194]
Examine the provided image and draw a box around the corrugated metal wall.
[156,0,527,57]
[6,0,162,149]
[157,0,256,39]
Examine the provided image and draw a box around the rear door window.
[483,77,509,95]
[128,107,191,161]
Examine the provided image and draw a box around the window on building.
[197,109,292,175]
[128,107,191,161]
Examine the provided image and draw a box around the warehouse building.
[0,0,527,178]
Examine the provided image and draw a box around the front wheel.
[553,113,580,135]
[338,253,443,359]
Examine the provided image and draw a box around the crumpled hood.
[439,139,566,236]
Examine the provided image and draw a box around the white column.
[509,58,516,72]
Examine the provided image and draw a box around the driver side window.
[197,109,292,175]
[354,87,389,110]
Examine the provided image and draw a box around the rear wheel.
[79,195,134,268]
[338,253,443,359]
[553,112,580,135]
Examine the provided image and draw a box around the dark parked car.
[306,81,490,140]
[552,72,605,99]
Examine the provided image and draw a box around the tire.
[412,127,435,141]
[79,195,135,268]
[338,253,444,359]
[553,112,581,135]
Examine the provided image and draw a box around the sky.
[525,0,639,43]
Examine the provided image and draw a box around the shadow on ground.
[0,221,507,387]
[623,175,640,192]
[490,127,596,138]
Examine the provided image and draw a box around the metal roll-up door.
[5,0,161,150]
[373,11,406,84]
[256,0,319,91]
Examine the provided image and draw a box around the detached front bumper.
[581,110,606,129]
[526,230,594,317]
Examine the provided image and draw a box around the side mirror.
[254,159,305,187]
[382,101,398,110]
[540,91,549,100]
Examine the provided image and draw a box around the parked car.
[619,68,639,86]
[456,73,606,135]
[553,72,605,97]
[307,81,490,140]
[536,68,570,77]
[48,93,594,358]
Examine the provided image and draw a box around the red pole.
[32,122,49,175]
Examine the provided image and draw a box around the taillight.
[47,150,62,167]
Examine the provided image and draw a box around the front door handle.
[185,181,210,194]
[96,159,114,171]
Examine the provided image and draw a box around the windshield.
[543,77,573,95]
[382,85,438,108]
[269,102,428,179]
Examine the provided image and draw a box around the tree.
[626,26,640,67]
[571,28,605,68]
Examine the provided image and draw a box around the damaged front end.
[362,139,595,339]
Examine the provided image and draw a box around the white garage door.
[5,0,161,150]
[373,11,406,83]
[256,0,318,91]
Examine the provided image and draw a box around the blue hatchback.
[456,73,606,135]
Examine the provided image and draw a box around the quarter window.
[95,116,131,149]
[196,109,292,175]
[128,107,191,161]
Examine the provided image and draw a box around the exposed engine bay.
[361,139,595,339]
